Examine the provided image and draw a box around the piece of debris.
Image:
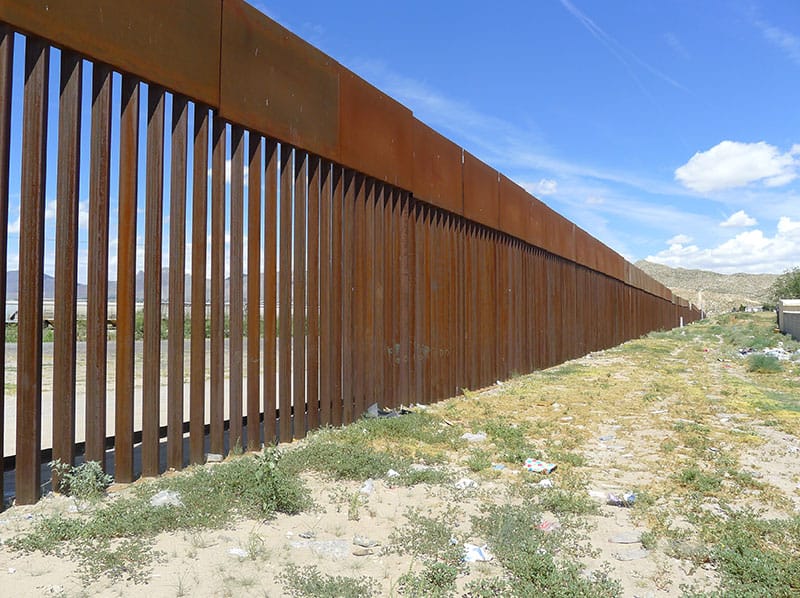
[386,469,401,478]
[538,478,554,488]
[537,520,561,533]
[149,490,183,508]
[455,477,478,490]
[461,431,487,442]
[359,479,374,495]
[298,531,315,539]
[464,543,493,562]
[352,546,374,556]
[524,459,557,474]
[607,492,636,507]
[228,547,248,559]
[206,453,224,463]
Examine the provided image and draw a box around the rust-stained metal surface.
[0,0,221,107]
[1,4,703,508]
[339,70,414,190]
[247,134,263,451]
[190,106,209,465]
[412,121,463,214]
[210,114,226,455]
[142,85,165,477]
[0,26,10,505]
[220,0,339,161]
[115,76,139,481]
[229,125,244,450]
[16,36,48,504]
[167,95,188,471]
[52,50,81,482]
[463,151,499,229]
[85,63,111,469]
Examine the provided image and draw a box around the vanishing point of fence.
[0,0,701,507]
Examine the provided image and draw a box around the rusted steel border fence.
[0,0,701,506]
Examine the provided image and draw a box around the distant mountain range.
[635,260,777,315]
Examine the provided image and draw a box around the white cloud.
[526,178,558,196]
[668,233,692,245]
[675,140,799,192]
[757,21,800,66]
[585,195,604,206]
[647,216,800,273]
[720,210,757,228]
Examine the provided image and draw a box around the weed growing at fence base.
[9,448,311,583]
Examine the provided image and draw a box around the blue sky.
[256,0,800,274]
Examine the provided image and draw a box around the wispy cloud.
[558,0,688,93]
[756,20,800,66]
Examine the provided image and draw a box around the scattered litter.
[492,464,506,471]
[352,547,374,556]
[537,520,560,533]
[359,479,374,495]
[298,531,315,539]
[461,432,487,442]
[206,453,223,463]
[609,532,641,544]
[524,458,557,474]
[560,416,574,422]
[7,567,16,574]
[551,402,562,409]
[599,434,616,442]
[607,492,636,507]
[538,479,554,488]
[22,514,33,520]
[366,403,402,418]
[228,547,248,559]
[386,469,401,478]
[291,539,351,559]
[353,535,379,548]
[149,490,183,508]
[464,543,493,562]
[455,478,478,490]
[613,548,649,561]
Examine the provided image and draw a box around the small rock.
[352,547,374,556]
[409,463,431,472]
[353,535,379,548]
[7,567,15,574]
[614,548,649,561]
[206,453,224,463]
[538,479,554,488]
[386,469,400,478]
[461,432,487,442]
[609,532,642,544]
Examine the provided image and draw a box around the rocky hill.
[635,260,777,315]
